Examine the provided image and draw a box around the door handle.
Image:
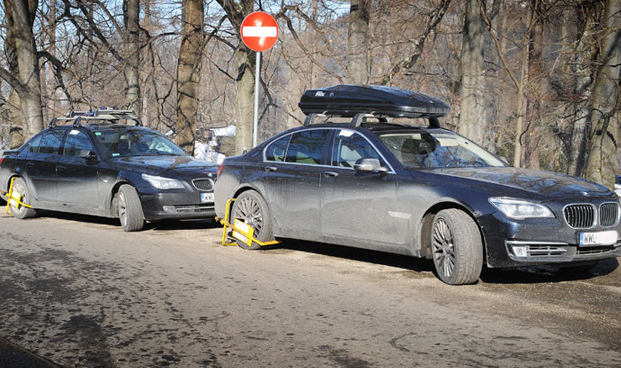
[323,171,338,177]
[265,166,278,172]
[56,164,67,172]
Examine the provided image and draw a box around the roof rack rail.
[303,113,388,126]
[49,108,142,128]
[302,112,440,129]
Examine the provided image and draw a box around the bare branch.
[375,0,451,85]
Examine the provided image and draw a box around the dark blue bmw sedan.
[0,110,218,231]
[215,85,621,285]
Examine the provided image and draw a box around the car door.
[23,129,65,205]
[321,129,404,250]
[55,129,101,214]
[261,128,330,240]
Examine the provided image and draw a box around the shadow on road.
[266,239,619,285]
[1,208,221,231]
[480,257,619,284]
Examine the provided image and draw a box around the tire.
[431,209,483,285]
[231,190,274,250]
[8,177,36,219]
[117,184,145,232]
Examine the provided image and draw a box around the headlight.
[489,197,554,219]
[142,173,185,190]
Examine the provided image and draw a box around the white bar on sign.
[242,26,277,38]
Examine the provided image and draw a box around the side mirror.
[83,150,99,162]
[354,158,388,173]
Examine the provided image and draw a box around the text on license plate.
[201,193,214,203]
[579,230,618,247]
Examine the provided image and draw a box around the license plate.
[201,193,214,203]
[579,230,618,247]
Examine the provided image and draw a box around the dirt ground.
[0,210,620,367]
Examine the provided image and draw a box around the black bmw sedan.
[215,85,621,285]
[0,110,218,231]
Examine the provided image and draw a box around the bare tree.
[584,0,621,188]
[123,0,141,114]
[375,0,451,85]
[481,0,540,167]
[458,0,487,146]
[0,0,44,146]
[216,0,255,155]
[175,0,205,154]
[348,0,370,84]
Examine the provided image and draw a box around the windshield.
[379,132,505,169]
[93,128,187,158]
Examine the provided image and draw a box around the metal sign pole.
[253,52,260,147]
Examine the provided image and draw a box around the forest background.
[1,0,620,188]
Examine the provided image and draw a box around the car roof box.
[298,84,450,118]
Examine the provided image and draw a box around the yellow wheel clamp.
[216,198,279,248]
[2,177,32,215]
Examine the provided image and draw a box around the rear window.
[265,135,290,162]
[33,130,65,155]
[285,129,330,165]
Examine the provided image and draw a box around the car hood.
[111,155,218,176]
[418,167,613,200]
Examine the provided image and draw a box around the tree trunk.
[216,0,255,154]
[523,0,545,170]
[584,0,621,189]
[234,46,256,154]
[8,0,44,140]
[175,0,204,155]
[513,27,531,168]
[348,0,370,84]
[458,0,487,145]
[123,0,142,116]
[565,4,590,176]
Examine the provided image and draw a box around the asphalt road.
[0,209,620,367]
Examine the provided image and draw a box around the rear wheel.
[431,209,483,285]
[117,184,145,232]
[231,190,274,250]
[8,177,36,219]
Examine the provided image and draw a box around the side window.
[27,134,44,154]
[332,130,382,167]
[285,129,330,165]
[37,130,65,155]
[63,130,94,157]
[265,135,290,162]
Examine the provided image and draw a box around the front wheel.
[117,184,145,232]
[431,209,483,285]
[231,190,274,250]
[8,177,37,219]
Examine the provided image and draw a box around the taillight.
[217,164,223,177]
[0,157,4,166]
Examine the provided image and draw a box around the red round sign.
[241,11,279,52]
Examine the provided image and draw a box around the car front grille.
[192,178,214,191]
[507,240,620,260]
[600,203,619,227]
[563,203,620,228]
[524,244,568,257]
[163,204,214,214]
[564,204,595,228]
[576,245,615,255]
